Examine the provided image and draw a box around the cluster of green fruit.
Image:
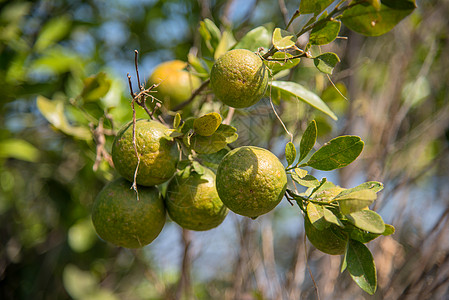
[92,49,287,249]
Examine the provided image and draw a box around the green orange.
[112,119,178,186]
[165,167,228,231]
[148,60,201,110]
[210,49,269,108]
[91,178,166,248]
[215,146,287,218]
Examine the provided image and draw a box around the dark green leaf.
[333,190,377,214]
[272,28,296,50]
[305,136,364,170]
[341,1,415,36]
[346,210,385,234]
[299,0,333,15]
[285,142,296,166]
[349,227,381,244]
[190,132,227,154]
[196,148,229,171]
[346,239,377,295]
[309,20,341,45]
[314,52,340,75]
[269,81,337,120]
[299,120,317,162]
[234,26,272,52]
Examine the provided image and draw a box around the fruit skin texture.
[112,119,178,187]
[304,214,348,255]
[92,178,166,248]
[165,167,228,231]
[210,49,269,108]
[216,146,287,218]
[148,60,201,110]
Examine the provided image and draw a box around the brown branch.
[176,229,193,299]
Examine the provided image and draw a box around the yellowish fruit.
[216,146,287,218]
[304,214,348,255]
[148,60,201,110]
[210,49,269,108]
[112,119,178,186]
[92,178,166,248]
[165,167,228,231]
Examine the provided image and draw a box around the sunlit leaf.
[272,28,296,50]
[269,81,337,120]
[299,120,317,162]
[333,190,377,214]
[304,136,364,170]
[324,208,344,227]
[309,20,341,45]
[234,26,272,52]
[0,139,40,162]
[214,30,236,60]
[285,142,296,166]
[193,112,222,136]
[291,171,320,188]
[346,240,377,295]
[264,52,300,75]
[307,202,328,230]
[346,210,385,234]
[383,224,395,236]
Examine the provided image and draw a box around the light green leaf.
[0,139,40,162]
[337,181,384,198]
[341,1,416,36]
[214,30,236,60]
[173,113,181,129]
[272,28,296,50]
[299,120,317,162]
[190,133,227,154]
[304,135,364,170]
[333,190,377,214]
[346,240,377,295]
[68,218,96,253]
[346,210,385,234]
[285,142,296,167]
[35,15,72,52]
[199,18,221,52]
[291,172,320,188]
[36,96,91,140]
[306,202,328,230]
[383,224,395,236]
[295,168,308,178]
[269,81,337,120]
[299,0,333,15]
[81,72,111,102]
[309,20,341,45]
[191,161,205,175]
[324,208,344,227]
[215,124,238,144]
[188,54,209,77]
[193,112,222,136]
[234,26,271,52]
[265,52,300,75]
[314,52,340,74]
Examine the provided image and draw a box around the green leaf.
[215,124,238,144]
[349,226,381,244]
[197,148,229,171]
[294,168,308,178]
[269,81,337,120]
[309,20,341,45]
[34,15,71,52]
[189,124,237,154]
[324,208,344,227]
[383,224,395,236]
[265,52,300,75]
[193,113,222,136]
[36,96,91,140]
[214,30,236,60]
[333,190,377,214]
[0,139,40,162]
[306,202,328,230]
[199,18,221,52]
[173,113,181,129]
[188,54,209,77]
[285,142,296,167]
[314,52,340,75]
[346,210,385,234]
[339,181,384,197]
[291,171,320,188]
[341,1,416,36]
[234,26,272,52]
[299,0,333,15]
[81,72,111,102]
[191,161,205,175]
[272,28,296,50]
[346,239,377,295]
[299,120,317,162]
[304,136,364,171]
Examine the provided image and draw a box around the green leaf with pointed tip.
[0,139,40,162]
[314,52,341,75]
[333,190,377,214]
[234,26,272,52]
[310,20,341,45]
[346,210,385,234]
[215,124,238,144]
[291,172,320,188]
[346,240,377,295]
[265,52,301,75]
[341,1,416,37]
[299,0,333,15]
[307,202,328,230]
[299,120,317,163]
[173,113,182,129]
[272,28,296,50]
[338,182,384,197]
[383,224,395,236]
[349,226,381,244]
[36,96,91,140]
[199,19,221,52]
[193,113,222,136]
[81,72,111,102]
[188,54,209,77]
[324,208,344,227]
[285,142,296,167]
[214,30,236,60]
[269,81,337,120]
[304,136,364,171]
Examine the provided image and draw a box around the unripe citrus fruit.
[112,119,178,186]
[92,178,166,248]
[210,49,269,108]
[216,146,287,218]
[148,60,201,110]
[304,214,348,255]
[165,167,228,231]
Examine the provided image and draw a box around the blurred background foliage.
[1,0,448,299]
